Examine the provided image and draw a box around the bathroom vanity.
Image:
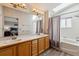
[0,34,49,56]
[0,4,49,56]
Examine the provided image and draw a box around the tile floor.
[39,48,72,56]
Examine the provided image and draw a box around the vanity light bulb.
[22,4,26,6]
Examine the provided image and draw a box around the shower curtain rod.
[53,10,79,17]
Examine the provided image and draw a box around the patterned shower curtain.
[48,16,60,48]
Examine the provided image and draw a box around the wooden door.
[18,41,31,56]
[0,46,16,56]
[38,38,45,54]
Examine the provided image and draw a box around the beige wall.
[43,11,49,34]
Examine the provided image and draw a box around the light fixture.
[32,8,44,15]
[32,8,40,15]
[32,8,37,12]
[10,3,26,9]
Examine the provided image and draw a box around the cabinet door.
[45,37,49,50]
[0,46,16,56]
[32,40,38,56]
[18,41,31,56]
[38,38,45,54]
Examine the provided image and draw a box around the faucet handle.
[12,36,17,40]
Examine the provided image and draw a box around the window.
[66,18,72,27]
[60,19,65,28]
[60,18,72,28]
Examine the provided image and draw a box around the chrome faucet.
[11,32,17,40]
[12,35,17,40]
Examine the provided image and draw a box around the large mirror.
[4,16,18,37]
[2,5,43,37]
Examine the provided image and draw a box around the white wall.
[0,5,3,37]
[60,4,79,39]
[3,7,34,35]
[56,4,79,16]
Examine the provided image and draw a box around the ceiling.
[29,3,61,11]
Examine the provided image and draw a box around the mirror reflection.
[4,16,18,37]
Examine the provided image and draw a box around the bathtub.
[60,37,79,55]
[60,37,79,46]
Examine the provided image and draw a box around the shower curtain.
[48,17,53,47]
[48,16,60,49]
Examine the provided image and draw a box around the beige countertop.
[0,34,48,48]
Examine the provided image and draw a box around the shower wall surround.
[60,4,79,40]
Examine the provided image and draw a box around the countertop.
[0,34,48,48]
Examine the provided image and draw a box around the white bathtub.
[60,37,79,46]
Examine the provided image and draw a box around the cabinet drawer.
[32,40,38,56]
[32,40,37,44]
[32,51,38,56]
[38,38,45,54]
[32,44,37,51]
[45,36,49,50]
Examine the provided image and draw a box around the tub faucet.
[76,37,79,41]
[76,37,79,39]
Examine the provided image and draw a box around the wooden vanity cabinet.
[32,39,38,56]
[44,36,49,50]
[17,41,31,56]
[0,46,16,56]
[0,36,49,56]
[38,38,45,54]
